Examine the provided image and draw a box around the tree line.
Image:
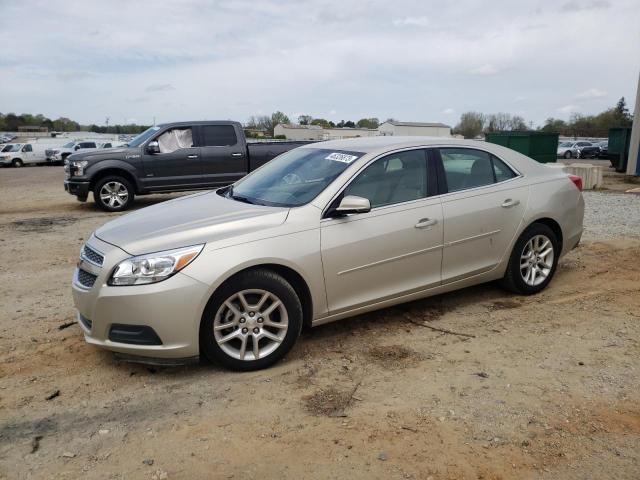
[453,97,633,139]
[0,112,149,134]
[245,112,383,136]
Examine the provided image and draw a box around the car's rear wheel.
[564,151,572,159]
[200,269,302,371]
[501,223,559,295]
[93,176,134,212]
[12,158,23,168]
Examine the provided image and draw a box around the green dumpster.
[607,127,632,173]
[485,131,559,163]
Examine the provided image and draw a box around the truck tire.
[93,175,135,212]
[12,159,24,168]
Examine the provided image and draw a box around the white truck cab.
[46,141,107,164]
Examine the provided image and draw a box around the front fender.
[86,159,143,191]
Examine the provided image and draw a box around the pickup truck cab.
[64,121,313,211]
[0,143,46,167]
[47,140,113,165]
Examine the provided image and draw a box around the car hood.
[95,191,289,255]
[67,147,139,163]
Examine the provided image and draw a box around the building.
[320,127,377,140]
[378,121,451,137]
[273,124,324,141]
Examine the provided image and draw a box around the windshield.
[127,126,161,147]
[62,142,76,148]
[559,142,573,147]
[229,148,365,207]
[1,144,15,152]
[6,144,22,152]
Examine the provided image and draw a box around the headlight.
[71,160,88,175]
[108,244,204,286]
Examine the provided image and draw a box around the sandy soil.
[1,166,639,480]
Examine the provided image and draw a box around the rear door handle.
[415,218,438,229]
[501,199,520,208]
[187,154,199,159]
[231,152,243,157]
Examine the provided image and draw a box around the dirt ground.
[1,166,639,480]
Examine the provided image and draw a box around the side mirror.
[146,141,160,154]
[334,195,371,215]
[74,145,80,150]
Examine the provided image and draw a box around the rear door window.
[79,142,97,148]
[200,125,238,147]
[22,144,33,152]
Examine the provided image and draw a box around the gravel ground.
[583,191,640,240]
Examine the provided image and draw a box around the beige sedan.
[72,137,584,370]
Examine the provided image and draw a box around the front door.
[197,124,247,186]
[141,126,202,190]
[321,149,443,314]
[436,147,529,283]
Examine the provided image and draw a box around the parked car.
[0,143,47,167]
[594,140,608,158]
[557,141,599,159]
[72,137,584,370]
[63,121,314,212]
[46,140,103,165]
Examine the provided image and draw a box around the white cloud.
[145,84,175,92]
[329,110,337,116]
[441,108,455,114]
[468,64,499,75]
[557,104,580,114]
[575,88,607,99]
[392,16,429,27]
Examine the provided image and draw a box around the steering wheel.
[282,173,303,185]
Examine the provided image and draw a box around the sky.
[1,0,639,127]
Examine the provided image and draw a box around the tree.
[356,118,379,129]
[539,118,567,133]
[311,118,333,128]
[343,120,356,128]
[298,115,313,125]
[454,112,485,139]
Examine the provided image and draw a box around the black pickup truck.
[64,121,313,211]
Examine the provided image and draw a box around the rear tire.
[93,175,134,212]
[200,269,303,371]
[500,223,559,295]
[12,159,23,168]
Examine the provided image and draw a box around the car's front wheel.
[564,151,572,159]
[12,158,23,168]
[200,269,302,371]
[501,223,559,295]
[93,176,134,212]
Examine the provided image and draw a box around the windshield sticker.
[325,152,358,163]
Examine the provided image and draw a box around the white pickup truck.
[46,140,115,164]
[0,143,47,167]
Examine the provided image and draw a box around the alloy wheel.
[100,181,129,208]
[520,234,554,286]
[213,289,289,361]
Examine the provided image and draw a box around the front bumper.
[64,180,90,198]
[72,236,209,359]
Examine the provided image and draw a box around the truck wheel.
[12,159,24,168]
[94,176,134,212]
[200,269,303,371]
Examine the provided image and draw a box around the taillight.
[568,174,583,191]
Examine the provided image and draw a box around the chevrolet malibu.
[73,137,584,370]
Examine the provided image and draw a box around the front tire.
[564,151,573,159]
[12,159,23,168]
[200,269,303,371]
[93,176,134,212]
[501,223,559,295]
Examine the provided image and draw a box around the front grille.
[77,269,97,288]
[82,245,104,266]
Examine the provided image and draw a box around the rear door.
[141,125,202,190]
[435,147,529,284]
[197,124,247,186]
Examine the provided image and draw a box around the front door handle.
[501,199,520,208]
[231,152,243,157]
[415,218,438,229]
[187,154,199,159]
